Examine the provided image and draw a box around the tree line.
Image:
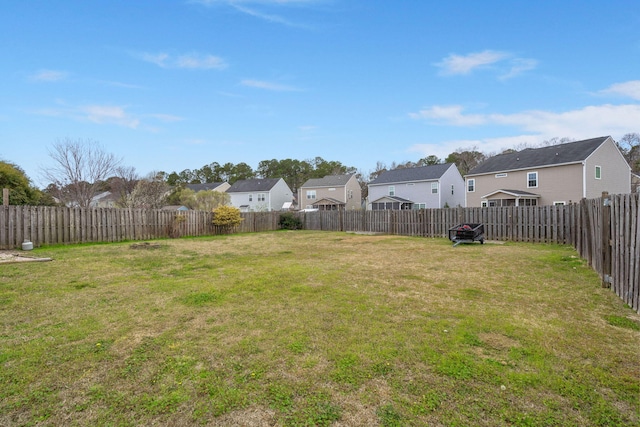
[2,134,638,208]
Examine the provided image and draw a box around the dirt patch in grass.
[0,250,52,263]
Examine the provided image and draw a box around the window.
[431,182,438,194]
[412,203,426,209]
[554,201,566,206]
[527,172,538,188]
[388,186,395,196]
[595,165,601,180]
[248,194,253,202]
[257,193,266,202]
[306,190,316,200]
[451,185,454,195]
[467,179,475,192]
[481,201,488,207]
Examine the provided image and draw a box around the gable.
[313,197,345,206]
[370,195,413,204]
[481,189,540,199]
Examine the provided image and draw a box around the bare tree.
[41,138,122,208]
[618,133,640,174]
[129,172,170,209]
[368,161,387,182]
[111,166,140,208]
[540,137,574,146]
[445,147,486,175]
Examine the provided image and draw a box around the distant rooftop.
[467,136,610,176]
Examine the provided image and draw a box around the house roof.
[466,136,610,176]
[227,178,281,193]
[161,205,190,211]
[370,195,414,204]
[369,163,453,185]
[301,174,354,188]
[312,197,345,206]
[185,182,226,192]
[482,189,540,199]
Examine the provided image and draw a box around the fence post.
[3,188,8,206]
[601,192,612,288]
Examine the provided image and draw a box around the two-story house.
[298,174,362,211]
[227,178,293,212]
[465,136,631,207]
[367,163,465,210]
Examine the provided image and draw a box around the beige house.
[298,174,361,210]
[465,136,631,207]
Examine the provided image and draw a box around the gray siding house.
[298,174,362,211]
[367,163,465,209]
[227,178,293,212]
[465,136,631,207]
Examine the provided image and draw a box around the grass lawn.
[1,231,638,426]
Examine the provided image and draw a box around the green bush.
[279,212,303,230]
[213,206,243,231]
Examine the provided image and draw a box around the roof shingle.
[301,174,354,188]
[466,136,609,176]
[227,178,281,193]
[369,163,453,185]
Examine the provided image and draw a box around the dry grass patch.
[1,231,638,426]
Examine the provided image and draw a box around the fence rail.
[1,193,638,312]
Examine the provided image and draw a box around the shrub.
[279,212,303,230]
[213,206,243,232]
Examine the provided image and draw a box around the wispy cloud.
[409,105,486,126]
[230,4,297,26]
[190,0,318,27]
[29,69,68,82]
[176,53,228,69]
[241,79,300,91]
[436,50,508,75]
[137,52,228,69]
[145,113,184,123]
[32,102,183,130]
[600,80,640,100]
[500,58,538,80]
[435,50,537,79]
[98,80,146,90]
[82,105,140,128]
[409,103,640,142]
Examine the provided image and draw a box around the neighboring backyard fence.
[1,193,638,312]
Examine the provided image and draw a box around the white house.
[367,163,465,209]
[227,178,293,212]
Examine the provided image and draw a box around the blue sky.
[1,0,639,187]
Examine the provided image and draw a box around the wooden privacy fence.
[0,208,283,248]
[1,193,638,312]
